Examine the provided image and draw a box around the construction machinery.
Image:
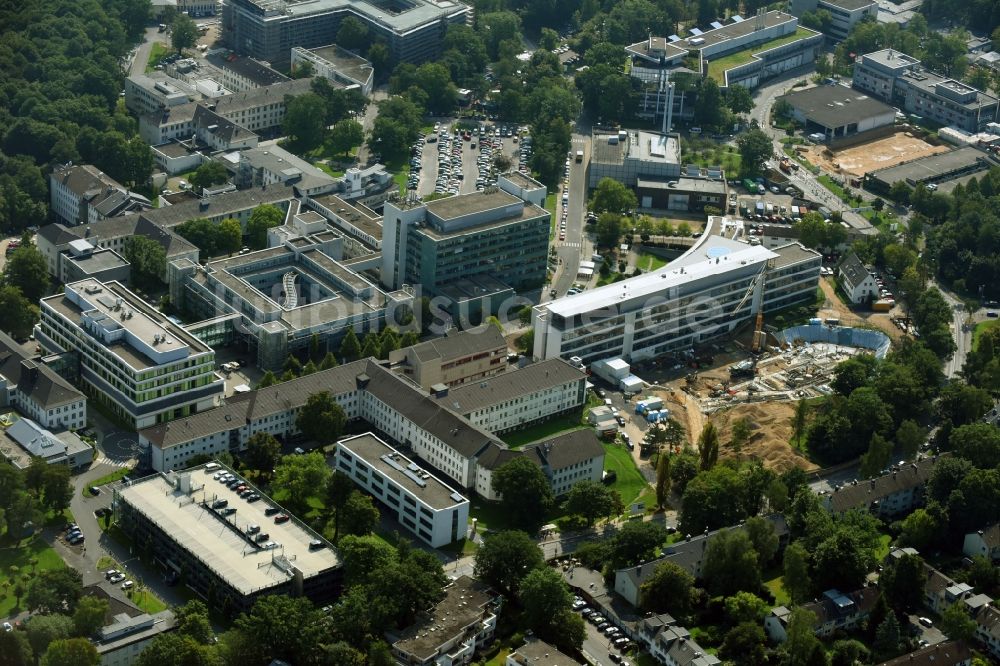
[729,268,767,381]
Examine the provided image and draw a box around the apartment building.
[139,78,315,146]
[334,433,469,547]
[290,45,374,95]
[876,642,972,666]
[114,463,339,615]
[822,457,940,517]
[36,279,224,429]
[506,639,579,666]
[0,331,86,431]
[49,164,151,227]
[532,238,821,364]
[222,0,471,68]
[853,49,1000,132]
[839,252,879,304]
[964,524,1000,562]
[381,185,550,318]
[388,325,508,390]
[388,575,499,665]
[443,359,586,435]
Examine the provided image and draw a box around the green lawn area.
[439,538,478,556]
[145,42,171,73]
[635,251,668,272]
[484,648,511,666]
[603,443,650,508]
[686,147,741,174]
[81,466,132,496]
[127,586,168,614]
[545,193,559,240]
[0,537,66,616]
[499,414,587,449]
[707,27,816,83]
[875,533,892,560]
[315,162,345,178]
[765,575,790,606]
[974,319,1000,350]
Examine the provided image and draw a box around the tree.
[244,432,281,474]
[216,218,242,256]
[4,244,50,301]
[639,560,695,615]
[340,328,362,361]
[784,607,823,666]
[40,465,71,515]
[564,480,615,526]
[873,612,901,662]
[337,16,368,51]
[518,567,572,636]
[122,236,166,289]
[171,14,198,53]
[325,472,354,542]
[729,417,752,461]
[679,465,746,534]
[175,218,220,261]
[26,568,83,614]
[720,622,767,666]
[783,542,812,604]
[608,521,668,571]
[72,596,109,638]
[744,516,779,565]
[230,595,324,666]
[697,421,719,471]
[40,638,99,666]
[360,332,380,360]
[726,84,754,115]
[296,391,346,446]
[812,530,870,592]
[329,119,364,157]
[831,355,876,396]
[272,452,330,514]
[859,433,893,479]
[701,529,761,597]
[319,351,338,370]
[339,491,380,537]
[590,178,637,215]
[694,78,726,130]
[669,452,699,495]
[189,161,229,192]
[950,422,1000,469]
[473,530,544,596]
[725,591,769,624]
[655,452,671,507]
[880,552,927,613]
[595,212,623,248]
[897,506,945,550]
[174,600,214,644]
[0,629,32,666]
[830,639,870,666]
[0,286,40,339]
[940,597,978,642]
[246,204,285,250]
[896,419,924,461]
[737,128,773,177]
[26,614,73,660]
[491,457,553,533]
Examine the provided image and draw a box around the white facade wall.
[50,178,83,226]
[549,456,604,497]
[462,381,583,433]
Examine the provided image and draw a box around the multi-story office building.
[49,164,152,227]
[444,359,586,435]
[221,0,471,68]
[791,0,877,40]
[139,358,605,504]
[853,49,1000,132]
[0,331,86,431]
[626,36,697,125]
[381,180,550,318]
[235,145,338,197]
[532,237,821,364]
[388,325,508,390]
[114,463,339,615]
[334,433,469,547]
[36,279,224,428]
[203,51,289,93]
[139,78,315,146]
[291,45,374,95]
[124,73,196,117]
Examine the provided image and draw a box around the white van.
[205,463,220,472]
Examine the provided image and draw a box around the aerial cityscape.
[1,0,1000,664]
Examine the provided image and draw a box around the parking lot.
[577,597,636,666]
[409,122,527,197]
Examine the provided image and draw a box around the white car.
[2,622,11,632]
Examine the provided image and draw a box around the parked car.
[274,513,290,524]
[121,581,134,591]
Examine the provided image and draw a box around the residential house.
[645,625,720,666]
[506,638,580,666]
[974,604,1000,660]
[822,457,940,517]
[0,331,86,431]
[964,525,1000,562]
[875,641,972,666]
[838,252,879,304]
[765,588,879,642]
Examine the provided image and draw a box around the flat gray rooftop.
[236,0,468,33]
[118,464,338,595]
[337,433,466,510]
[424,189,521,220]
[591,130,680,166]
[821,0,876,11]
[900,69,998,110]
[310,194,383,241]
[779,85,895,128]
[861,48,921,69]
[637,177,726,194]
[392,575,494,660]
[675,10,797,50]
[69,249,131,273]
[305,45,373,84]
[870,146,990,183]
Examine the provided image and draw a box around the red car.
[274,513,290,524]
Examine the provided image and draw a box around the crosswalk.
[559,241,582,248]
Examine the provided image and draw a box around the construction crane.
[729,267,767,381]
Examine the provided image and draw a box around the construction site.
[801,130,947,177]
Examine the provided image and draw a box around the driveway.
[549,133,590,299]
[933,281,972,378]
[130,26,170,77]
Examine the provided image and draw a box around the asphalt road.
[549,133,590,300]
[935,282,972,378]
[130,26,169,77]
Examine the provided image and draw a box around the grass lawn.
[545,193,559,240]
[145,42,171,73]
[0,537,66,616]
[603,443,650,508]
[315,162,345,178]
[499,414,587,449]
[707,27,815,83]
[765,575,790,606]
[439,538,478,557]
[974,319,1000,350]
[635,251,667,272]
[81,466,132,496]
[875,533,892,560]
[127,586,168,614]
[483,648,511,666]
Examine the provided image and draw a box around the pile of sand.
[711,402,818,473]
